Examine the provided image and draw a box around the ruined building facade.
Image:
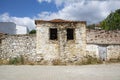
[35,19,86,62]
[0,19,120,64]
[35,19,120,63]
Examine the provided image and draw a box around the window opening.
[49,28,57,40]
[67,28,74,40]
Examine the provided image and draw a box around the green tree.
[29,29,36,34]
[100,9,120,30]
[87,24,96,29]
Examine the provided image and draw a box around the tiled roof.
[35,19,86,24]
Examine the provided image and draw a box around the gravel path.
[0,63,120,80]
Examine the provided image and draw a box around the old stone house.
[35,19,86,62]
[0,19,120,65]
[35,19,120,62]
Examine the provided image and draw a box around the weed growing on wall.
[84,55,99,64]
[9,55,24,65]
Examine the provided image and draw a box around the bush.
[52,59,66,65]
[9,55,24,65]
[29,30,36,34]
[84,55,102,64]
[52,59,61,65]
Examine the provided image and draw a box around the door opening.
[98,45,107,61]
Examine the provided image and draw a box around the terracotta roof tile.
[35,19,86,24]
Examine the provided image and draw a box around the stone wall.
[36,21,86,63]
[86,29,120,61]
[87,29,120,44]
[0,21,120,65]
[107,45,120,60]
[86,44,99,57]
[0,43,1,57]
[36,25,59,61]
[0,34,36,60]
[64,23,86,62]
[86,44,120,61]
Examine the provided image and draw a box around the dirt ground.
[0,63,120,80]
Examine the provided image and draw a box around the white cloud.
[1,0,120,34]
[0,13,11,21]
[37,0,83,7]
[37,0,120,24]
[0,13,35,31]
[37,0,51,3]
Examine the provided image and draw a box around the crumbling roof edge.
[35,19,86,25]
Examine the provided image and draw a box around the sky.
[0,0,120,31]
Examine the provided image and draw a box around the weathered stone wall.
[86,29,120,61]
[36,22,86,63]
[0,21,120,65]
[86,44,99,57]
[87,29,120,44]
[0,43,1,56]
[0,34,36,60]
[86,44,120,61]
[107,45,120,60]
[64,23,86,62]
[36,25,59,61]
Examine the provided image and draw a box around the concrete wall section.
[0,22,16,34]
[16,25,28,34]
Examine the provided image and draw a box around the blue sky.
[0,0,58,17]
[0,0,120,31]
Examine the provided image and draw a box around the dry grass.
[1,54,120,65]
[52,59,66,65]
[0,59,9,65]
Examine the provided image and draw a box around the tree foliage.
[87,24,96,29]
[87,24,102,30]
[29,29,36,34]
[100,9,120,30]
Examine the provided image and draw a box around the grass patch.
[9,55,24,65]
[84,55,102,64]
[107,57,120,63]
[52,59,66,65]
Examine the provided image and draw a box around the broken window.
[49,28,57,40]
[67,28,74,40]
